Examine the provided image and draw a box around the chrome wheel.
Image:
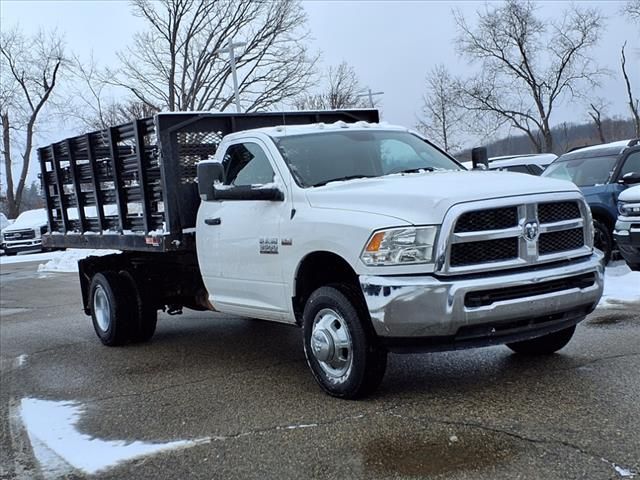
[93,285,111,332]
[310,308,353,378]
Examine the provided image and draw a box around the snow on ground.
[19,398,202,475]
[0,249,119,272]
[598,261,640,307]
[0,250,61,265]
[36,249,119,273]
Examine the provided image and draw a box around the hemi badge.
[281,238,293,246]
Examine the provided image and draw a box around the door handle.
[204,217,221,226]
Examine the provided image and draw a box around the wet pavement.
[1,260,639,479]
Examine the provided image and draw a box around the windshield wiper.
[311,174,376,187]
[387,167,435,175]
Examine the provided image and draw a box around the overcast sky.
[1,0,639,149]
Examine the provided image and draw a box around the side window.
[619,151,640,178]
[222,142,275,186]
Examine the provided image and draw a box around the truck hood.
[619,185,640,202]
[305,171,580,224]
[2,210,47,232]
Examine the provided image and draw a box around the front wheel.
[303,285,387,399]
[506,325,576,355]
[593,219,612,264]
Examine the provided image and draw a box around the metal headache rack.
[39,109,379,252]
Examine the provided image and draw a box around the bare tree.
[453,0,605,153]
[622,0,640,23]
[110,0,317,113]
[587,100,608,144]
[417,64,464,153]
[621,42,640,138]
[68,55,158,131]
[294,62,368,110]
[0,28,65,218]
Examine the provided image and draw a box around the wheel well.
[293,251,360,324]
[590,207,614,230]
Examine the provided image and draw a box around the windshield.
[543,155,618,187]
[273,130,461,187]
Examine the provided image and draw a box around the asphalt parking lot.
[1,259,639,480]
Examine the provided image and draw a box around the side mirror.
[471,147,489,170]
[619,172,640,185]
[197,162,224,200]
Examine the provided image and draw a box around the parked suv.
[487,153,557,175]
[543,139,640,262]
[462,153,556,175]
[615,185,640,270]
[1,209,48,255]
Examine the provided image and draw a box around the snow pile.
[598,261,640,307]
[37,249,119,273]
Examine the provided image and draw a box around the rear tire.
[506,325,576,355]
[89,272,135,346]
[303,285,387,399]
[593,218,612,264]
[120,271,157,343]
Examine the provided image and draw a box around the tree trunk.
[1,112,19,218]
[542,122,553,153]
[621,43,640,138]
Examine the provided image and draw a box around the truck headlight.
[618,201,640,217]
[361,226,438,266]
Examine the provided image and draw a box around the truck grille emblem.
[523,221,539,242]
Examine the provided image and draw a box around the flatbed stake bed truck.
[40,110,605,398]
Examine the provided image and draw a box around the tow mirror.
[471,147,489,170]
[213,185,284,202]
[197,162,224,201]
[619,172,640,185]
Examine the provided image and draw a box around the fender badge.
[281,238,293,246]
[260,238,278,254]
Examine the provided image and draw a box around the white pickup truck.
[41,111,604,398]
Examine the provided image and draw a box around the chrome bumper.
[360,252,604,338]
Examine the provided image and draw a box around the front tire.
[593,218,612,264]
[506,325,576,355]
[303,285,387,399]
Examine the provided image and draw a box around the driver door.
[197,139,291,321]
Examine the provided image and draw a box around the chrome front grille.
[2,229,36,241]
[437,193,592,275]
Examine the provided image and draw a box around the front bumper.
[3,239,43,254]
[614,218,640,265]
[360,252,604,347]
